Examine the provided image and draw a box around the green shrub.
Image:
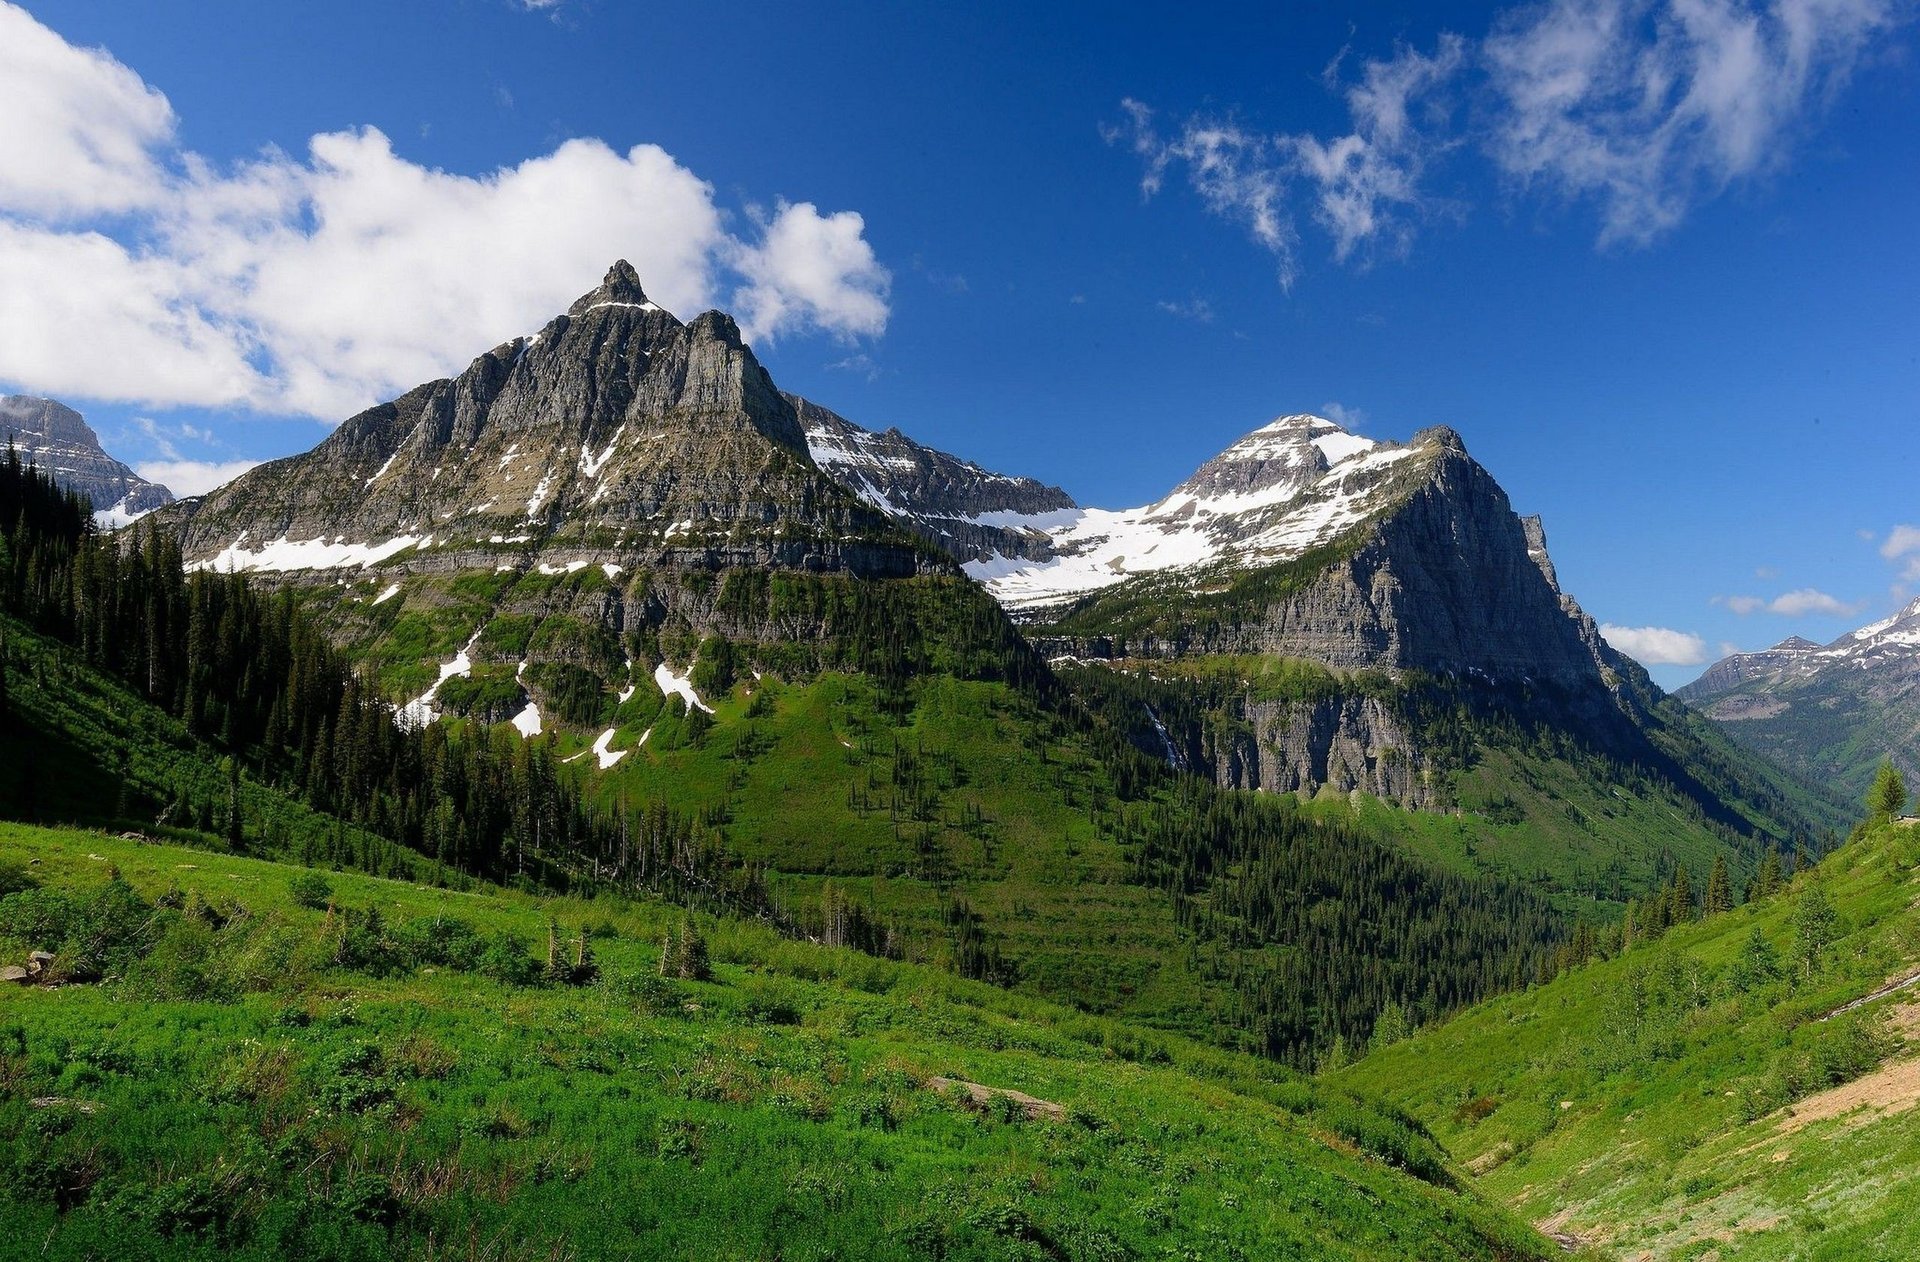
[287,870,333,910]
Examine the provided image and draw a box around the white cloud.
[1715,587,1864,616]
[1156,296,1215,323]
[1483,0,1898,245]
[0,4,890,420]
[1115,0,1902,269]
[1108,99,1301,285]
[0,3,175,218]
[1320,401,1369,431]
[1291,36,1466,262]
[1600,622,1711,665]
[728,201,890,345]
[1879,524,1920,560]
[135,458,259,498]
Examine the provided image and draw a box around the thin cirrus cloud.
[1599,622,1710,666]
[1110,0,1899,278]
[0,3,890,422]
[1715,588,1865,617]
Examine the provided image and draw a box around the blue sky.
[1,0,1915,686]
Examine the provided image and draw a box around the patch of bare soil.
[926,1076,1065,1121]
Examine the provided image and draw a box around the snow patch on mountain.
[655,661,713,714]
[202,532,425,573]
[968,414,1421,612]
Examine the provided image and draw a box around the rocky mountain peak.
[1168,413,1365,503]
[1771,636,1821,652]
[156,262,915,582]
[1,394,174,524]
[567,259,655,316]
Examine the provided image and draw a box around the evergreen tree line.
[1112,775,1567,1065]
[0,451,766,916]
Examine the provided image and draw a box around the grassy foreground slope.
[0,824,1553,1262]
[1333,817,1920,1260]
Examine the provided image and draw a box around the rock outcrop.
[791,394,1075,563]
[1,395,173,523]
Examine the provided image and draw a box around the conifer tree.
[1668,865,1694,924]
[1748,850,1784,902]
[1868,761,1908,822]
[1703,854,1733,915]
[678,913,710,981]
[1791,884,1837,981]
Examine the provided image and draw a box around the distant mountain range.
[1679,601,1920,802]
[1,394,173,523]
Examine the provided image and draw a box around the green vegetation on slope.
[1333,810,1920,1260]
[1064,656,1843,909]
[0,823,1554,1262]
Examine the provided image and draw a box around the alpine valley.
[130,261,1840,1012]
[2,263,1906,1262]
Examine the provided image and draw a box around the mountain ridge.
[1,394,174,524]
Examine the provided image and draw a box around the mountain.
[1678,599,1920,802]
[968,412,1842,890]
[150,261,1037,725]
[136,264,1580,1067]
[0,394,173,523]
[975,415,1608,685]
[791,393,1076,564]
[1678,636,1823,699]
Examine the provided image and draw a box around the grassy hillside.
[0,822,1555,1261]
[1333,816,1920,1259]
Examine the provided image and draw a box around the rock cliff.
[1,395,174,522]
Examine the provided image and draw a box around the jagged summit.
[568,259,659,317]
[1772,636,1822,652]
[156,263,909,578]
[1,395,174,525]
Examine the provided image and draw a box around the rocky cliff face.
[1678,602,1920,799]
[1011,418,1621,690]
[792,394,1075,563]
[995,414,1775,814]
[163,263,929,584]
[1,395,174,523]
[153,262,1019,729]
[1205,693,1439,807]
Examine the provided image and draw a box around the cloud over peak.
[0,3,891,421]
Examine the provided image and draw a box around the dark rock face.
[1212,694,1439,808]
[790,394,1075,563]
[150,262,1008,724]
[1020,422,1648,807]
[0,396,174,520]
[1226,451,1609,686]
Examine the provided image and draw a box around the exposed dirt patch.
[1774,1053,1920,1136]
[927,1076,1065,1121]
